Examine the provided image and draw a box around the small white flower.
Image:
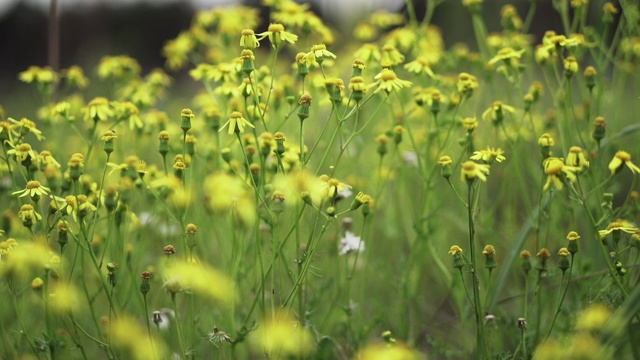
[337,185,353,199]
[339,231,365,255]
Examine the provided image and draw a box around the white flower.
[337,185,353,199]
[339,231,365,255]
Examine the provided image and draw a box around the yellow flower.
[163,31,194,70]
[482,245,496,255]
[0,238,19,256]
[97,55,141,80]
[542,158,579,190]
[219,111,255,135]
[448,245,463,256]
[63,65,89,89]
[258,23,298,49]
[438,156,453,166]
[481,101,516,123]
[470,146,506,164]
[608,150,640,175]
[305,44,336,62]
[12,180,51,198]
[404,56,436,78]
[84,97,113,122]
[461,161,490,182]
[567,231,580,241]
[18,204,42,225]
[599,220,638,237]
[240,29,260,49]
[381,43,405,66]
[538,133,555,147]
[6,142,38,165]
[558,247,570,257]
[566,146,589,170]
[8,117,45,141]
[368,69,412,94]
[354,44,381,63]
[488,47,526,65]
[457,72,479,97]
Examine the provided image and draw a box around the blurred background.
[0,0,570,73]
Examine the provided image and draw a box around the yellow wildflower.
[12,180,50,198]
[219,111,255,135]
[599,220,638,237]
[305,44,336,62]
[482,101,516,123]
[8,117,45,141]
[448,245,463,256]
[404,56,436,77]
[608,150,640,175]
[566,146,589,170]
[368,69,412,94]
[461,161,490,182]
[542,158,579,190]
[240,29,260,49]
[471,147,506,164]
[488,47,526,66]
[84,97,112,122]
[258,23,298,49]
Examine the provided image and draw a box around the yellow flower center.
[615,151,631,162]
[268,23,284,33]
[570,146,583,154]
[545,159,564,175]
[241,29,254,36]
[380,69,397,82]
[230,111,243,120]
[17,144,32,151]
[26,180,41,189]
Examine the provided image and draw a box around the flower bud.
[140,271,152,295]
[297,94,312,122]
[520,250,532,274]
[180,109,194,133]
[592,116,606,145]
[483,245,497,270]
[558,248,571,273]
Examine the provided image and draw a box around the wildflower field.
[2,0,640,359]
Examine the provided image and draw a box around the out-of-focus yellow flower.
[97,55,141,80]
[84,97,113,122]
[381,43,405,66]
[248,311,313,357]
[356,342,421,360]
[305,44,336,62]
[488,47,526,65]
[457,72,479,97]
[240,29,260,49]
[461,161,490,182]
[404,56,436,78]
[368,10,405,28]
[8,117,45,141]
[110,317,166,360]
[204,172,255,225]
[471,147,506,164]
[163,31,194,70]
[608,150,640,175]
[482,101,516,123]
[63,65,89,89]
[162,260,236,304]
[272,169,325,206]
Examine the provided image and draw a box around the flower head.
[258,23,298,49]
[12,180,51,199]
[461,161,490,182]
[470,147,506,164]
[84,97,113,122]
[608,150,640,175]
[240,29,260,49]
[368,69,412,94]
[542,157,579,190]
[488,47,526,66]
[219,111,255,135]
[448,245,463,256]
[566,146,589,171]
